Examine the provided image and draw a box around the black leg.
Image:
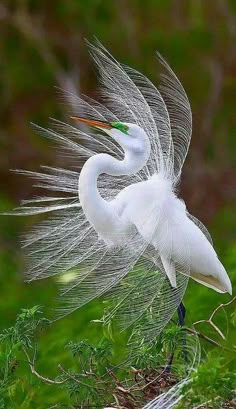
[177,302,186,326]
[165,302,187,373]
[165,302,188,373]
[177,302,188,372]
[165,352,174,373]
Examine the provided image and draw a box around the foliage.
[0,306,182,408]
[0,306,50,407]
[178,354,236,408]
[0,303,235,408]
[0,305,50,349]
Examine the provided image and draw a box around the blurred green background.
[0,0,236,407]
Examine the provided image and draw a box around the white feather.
[10,42,231,341]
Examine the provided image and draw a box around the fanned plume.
[8,42,215,343]
[157,52,192,179]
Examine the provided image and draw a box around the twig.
[22,348,66,385]
[138,368,166,391]
[58,364,93,388]
[58,364,109,405]
[185,328,223,349]
[193,296,236,341]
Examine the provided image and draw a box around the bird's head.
[71,116,151,160]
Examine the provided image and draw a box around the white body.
[79,135,231,295]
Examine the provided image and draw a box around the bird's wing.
[157,53,192,179]
[187,212,213,245]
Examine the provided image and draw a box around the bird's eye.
[111,122,129,135]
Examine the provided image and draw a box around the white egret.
[11,43,232,340]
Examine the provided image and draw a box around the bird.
[10,42,232,341]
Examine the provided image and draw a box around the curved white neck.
[78,149,148,234]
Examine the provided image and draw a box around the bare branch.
[22,348,66,385]
[192,296,236,347]
[185,328,224,349]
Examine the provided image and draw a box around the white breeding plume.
[10,42,232,340]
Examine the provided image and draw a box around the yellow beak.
[71,116,112,129]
